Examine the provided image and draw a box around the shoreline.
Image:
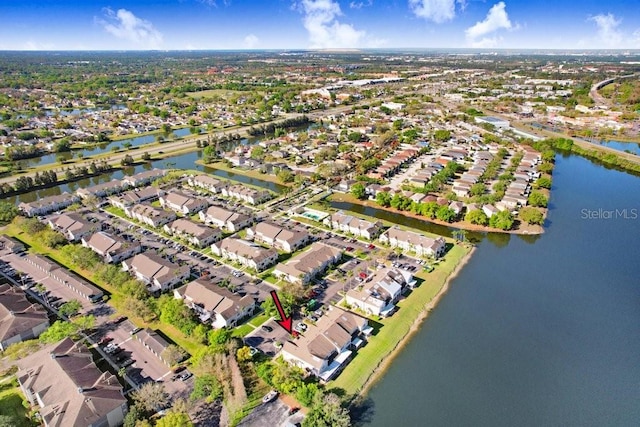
[328,193,545,236]
[194,159,291,189]
[351,246,476,402]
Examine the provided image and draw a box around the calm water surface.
[360,154,640,426]
[596,139,640,155]
[3,148,285,205]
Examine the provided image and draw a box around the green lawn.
[329,244,471,397]
[0,379,34,427]
[202,161,289,190]
[248,313,270,328]
[3,222,207,359]
[232,323,254,338]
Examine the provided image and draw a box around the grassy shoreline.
[195,160,291,188]
[327,192,544,235]
[330,243,473,398]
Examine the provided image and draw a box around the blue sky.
[0,0,638,50]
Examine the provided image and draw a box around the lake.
[2,148,286,205]
[16,127,195,168]
[359,153,640,426]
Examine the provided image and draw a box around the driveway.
[244,318,290,357]
[237,397,304,427]
[95,319,191,396]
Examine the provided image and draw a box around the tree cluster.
[376,191,457,223]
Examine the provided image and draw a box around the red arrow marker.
[270,290,292,333]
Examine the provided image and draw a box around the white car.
[104,343,118,354]
[262,390,279,404]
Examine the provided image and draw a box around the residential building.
[379,227,446,258]
[0,284,49,351]
[122,252,191,293]
[134,328,178,366]
[108,187,162,210]
[16,338,128,427]
[76,179,128,200]
[199,206,252,232]
[188,174,226,193]
[122,168,167,187]
[0,234,26,254]
[125,203,176,228]
[281,306,371,382]
[482,204,500,218]
[81,231,142,264]
[174,279,256,328]
[221,185,271,205]
[449,201,465,216]
[324,211,384,240]
[211,238,278,272]
[25,254,104,302]
[247,221,311,253]
[163,219,222,248]
[18,192,80,217]
[337,180,355,193]
[47,212,97,242]
[345,268,415,317]
[159,190,208,215]
[274,242,342,284]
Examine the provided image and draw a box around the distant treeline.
[527,138,640,175]
[247,116,310,136]
[0,160,113,196]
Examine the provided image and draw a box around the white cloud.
[244,34,259,48]
[296,0,366,48]
[465,2,512,47]
[23,41,55,50]
[196,0,230,6]
[99,8,163,48]
[349,0,372,9]
[409,0,456,23]
[588,13,623,47]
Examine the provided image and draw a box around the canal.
[16,127,195,169]
[358,153,640,426]
[2,148,286,205]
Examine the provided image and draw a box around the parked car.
[261,325,273,333]
[98,336,113,346]
[178,372,193,382]
[130,327,142,335]
[119,358,134,368]
[262,390,279,404]
[104,344,119,354]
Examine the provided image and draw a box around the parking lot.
[243,318,292,357]
[92,317,193,395]
[0,250,191,396]
[0,252,97,315]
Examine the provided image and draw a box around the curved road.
[589,73,639,107]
